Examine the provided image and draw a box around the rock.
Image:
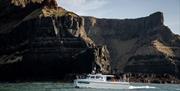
[0,0,45,34]
[84,12,180,81]
[43,0,58,8]
[148,12,164,27]
[93,45,111,74]
[0,0,179,83]
[0,0,111,81]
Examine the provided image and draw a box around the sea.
[0,82,179,91]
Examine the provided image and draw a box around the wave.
[129,85,156,89]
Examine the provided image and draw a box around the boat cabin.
[74,74,129,89]
[85,74,118,82]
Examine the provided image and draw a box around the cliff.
[0,0,180,83]
[84,12,180,83]
[0,0,111,81]
[0,0,59,33]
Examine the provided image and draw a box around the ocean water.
[0,82,179,91]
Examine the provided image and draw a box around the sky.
[58,0,180,35]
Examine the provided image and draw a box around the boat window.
[86,76,90,79]
[96,76,103,79]
[107,77,113,81]
[78,81,90,84]
[90,76,95,79]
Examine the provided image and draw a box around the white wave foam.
[129,85,156,89]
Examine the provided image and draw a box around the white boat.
[74,74,130,89]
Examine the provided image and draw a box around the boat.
[74,73,130,89]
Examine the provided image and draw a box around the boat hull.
[74,80,130,89]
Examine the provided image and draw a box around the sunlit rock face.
[0,0,111,81]
[84,12,180,80]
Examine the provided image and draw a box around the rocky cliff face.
[0,0,111,81]
[0,0,179,83]
[84,12,180,81]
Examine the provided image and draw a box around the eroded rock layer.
[84,12,180,81]
[0,0,111,81]
[0,0,180,83]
